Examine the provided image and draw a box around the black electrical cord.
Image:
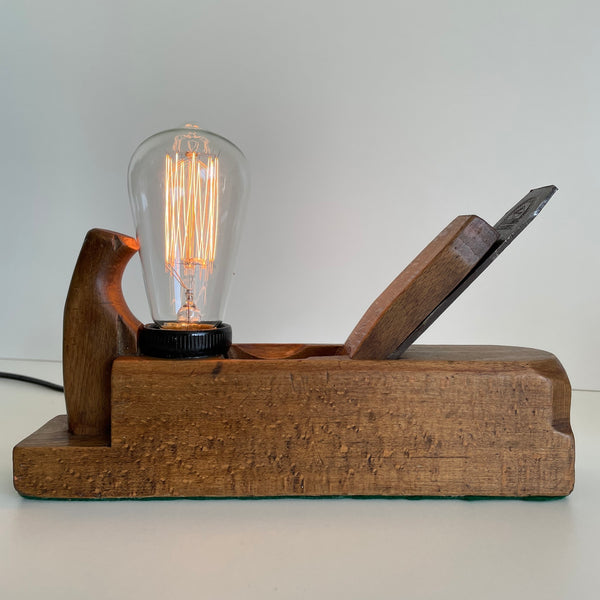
[0,372,64,392]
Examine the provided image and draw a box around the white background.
[1,0,598,389]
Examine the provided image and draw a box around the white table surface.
[1,358,599,600]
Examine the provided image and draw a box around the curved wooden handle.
[63,229,141,437]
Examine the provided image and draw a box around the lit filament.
[164,152,219,286]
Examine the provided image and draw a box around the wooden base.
[13,345,574,499]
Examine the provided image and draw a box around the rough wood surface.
[345,215,498,360]
[14,345,574,499]
[63,229,141,437]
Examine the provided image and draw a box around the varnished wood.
[63,229,141,437]
[13,345,574,499]
[389,186,558,358]
[229,343,343,360]
[345,215,498,360]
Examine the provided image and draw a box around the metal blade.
[388,185,557,359]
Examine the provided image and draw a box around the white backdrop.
[1,0,598,389]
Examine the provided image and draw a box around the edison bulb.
[128,124,249,357]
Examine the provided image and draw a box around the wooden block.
[388,185,558,358]
[345,215,498,360]
[13,345,574,499]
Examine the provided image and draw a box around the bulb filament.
[164,151,219,323]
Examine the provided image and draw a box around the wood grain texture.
[228,343,344,360]
[345,215,498,360]
[63,229,141,437]
[14,345,574,499]
[388,186,557,358]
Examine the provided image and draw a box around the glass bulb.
[128,124,249,357]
